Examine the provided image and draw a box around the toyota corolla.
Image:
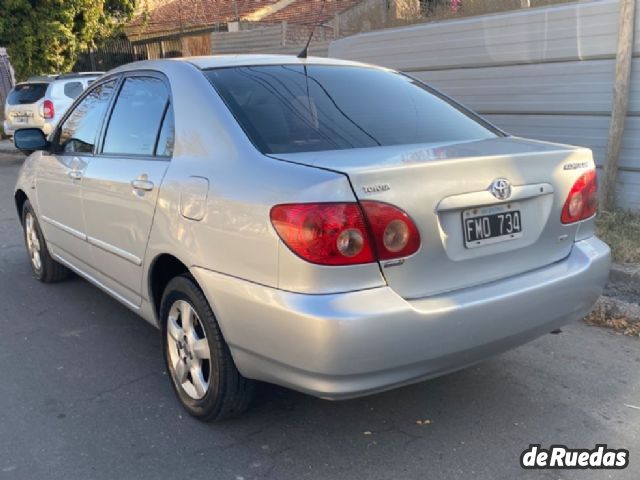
[13,55,610,421]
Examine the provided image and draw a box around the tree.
[0,0,136,81]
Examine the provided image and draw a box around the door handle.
[131,178,154,192]
[68,170,83,180]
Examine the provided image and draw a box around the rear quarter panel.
[142,61,385,317]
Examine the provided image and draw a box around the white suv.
[4,72,102,138]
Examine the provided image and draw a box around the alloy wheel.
[166,299,211,400]
[25,212,42,272]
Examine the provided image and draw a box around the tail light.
[270,201,420,266]
[561,169,598,224]
[360,201,421,260]
[43,100,54,119]
[270,203,375,265]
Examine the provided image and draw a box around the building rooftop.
[127,0,365,39]
[261,0,362,25]
[127,0,283,39]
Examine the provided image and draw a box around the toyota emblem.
[490,178,512,200]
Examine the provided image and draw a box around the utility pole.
[602,0,637,211]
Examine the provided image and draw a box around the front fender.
[14,151,41,220]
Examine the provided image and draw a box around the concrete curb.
[592,296,640,322]
[610,263,640,293]
[585,296,640,337]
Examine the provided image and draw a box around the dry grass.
[595,210,640,264]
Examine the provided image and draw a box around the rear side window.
[206,65,497,154]
[103,76,169,156]
[63,81,84,99]
[57,80,117,153]
[7,83,48,105]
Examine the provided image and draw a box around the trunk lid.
[271,137,593,299]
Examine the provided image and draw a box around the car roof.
[23,72,104,84]
[109,54,385,75]
[55,72,104,80]
[23,76,56,83]
[184,54,378,70]
[13,81,51,88]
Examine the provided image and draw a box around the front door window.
[56,80,116,154]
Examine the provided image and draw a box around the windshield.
[205,65,498,154]
[7,83,48,105]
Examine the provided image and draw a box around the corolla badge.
[489,178,512,200]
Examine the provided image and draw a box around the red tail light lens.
[361,201,421,260]
[43,100,54,119]
[270,203,375,265]
[561,169,598,224]
[270,201,421,266]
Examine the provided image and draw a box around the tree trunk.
[602,0,637,211]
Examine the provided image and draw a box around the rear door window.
[102,76,169,156]
[7,83,48,105]
[63,81,84,99]
[56,79,117,154]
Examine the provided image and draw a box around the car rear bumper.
[3,120,52,136]
[192,236,610,400]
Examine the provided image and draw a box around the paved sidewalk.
[0,138,17,153]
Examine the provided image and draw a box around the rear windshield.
[205,65,498,154]
[7,83,48,105]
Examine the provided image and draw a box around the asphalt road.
[0,153,638,480]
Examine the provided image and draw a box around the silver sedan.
[13,55,610,421]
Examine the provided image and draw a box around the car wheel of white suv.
[22,200,70,282]
[160,275,255,421]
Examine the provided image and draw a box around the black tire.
[22,200,70,283]
[160,275,255,421]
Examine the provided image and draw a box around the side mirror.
[14,128,50,154]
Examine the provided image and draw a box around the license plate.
[14,116,28,124]
[463,203,523,248]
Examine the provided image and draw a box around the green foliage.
[0,0,136,80]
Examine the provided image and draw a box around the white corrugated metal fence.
[330,0,640,211]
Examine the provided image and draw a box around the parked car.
[13,56,610,421]
[3,72,102,138]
